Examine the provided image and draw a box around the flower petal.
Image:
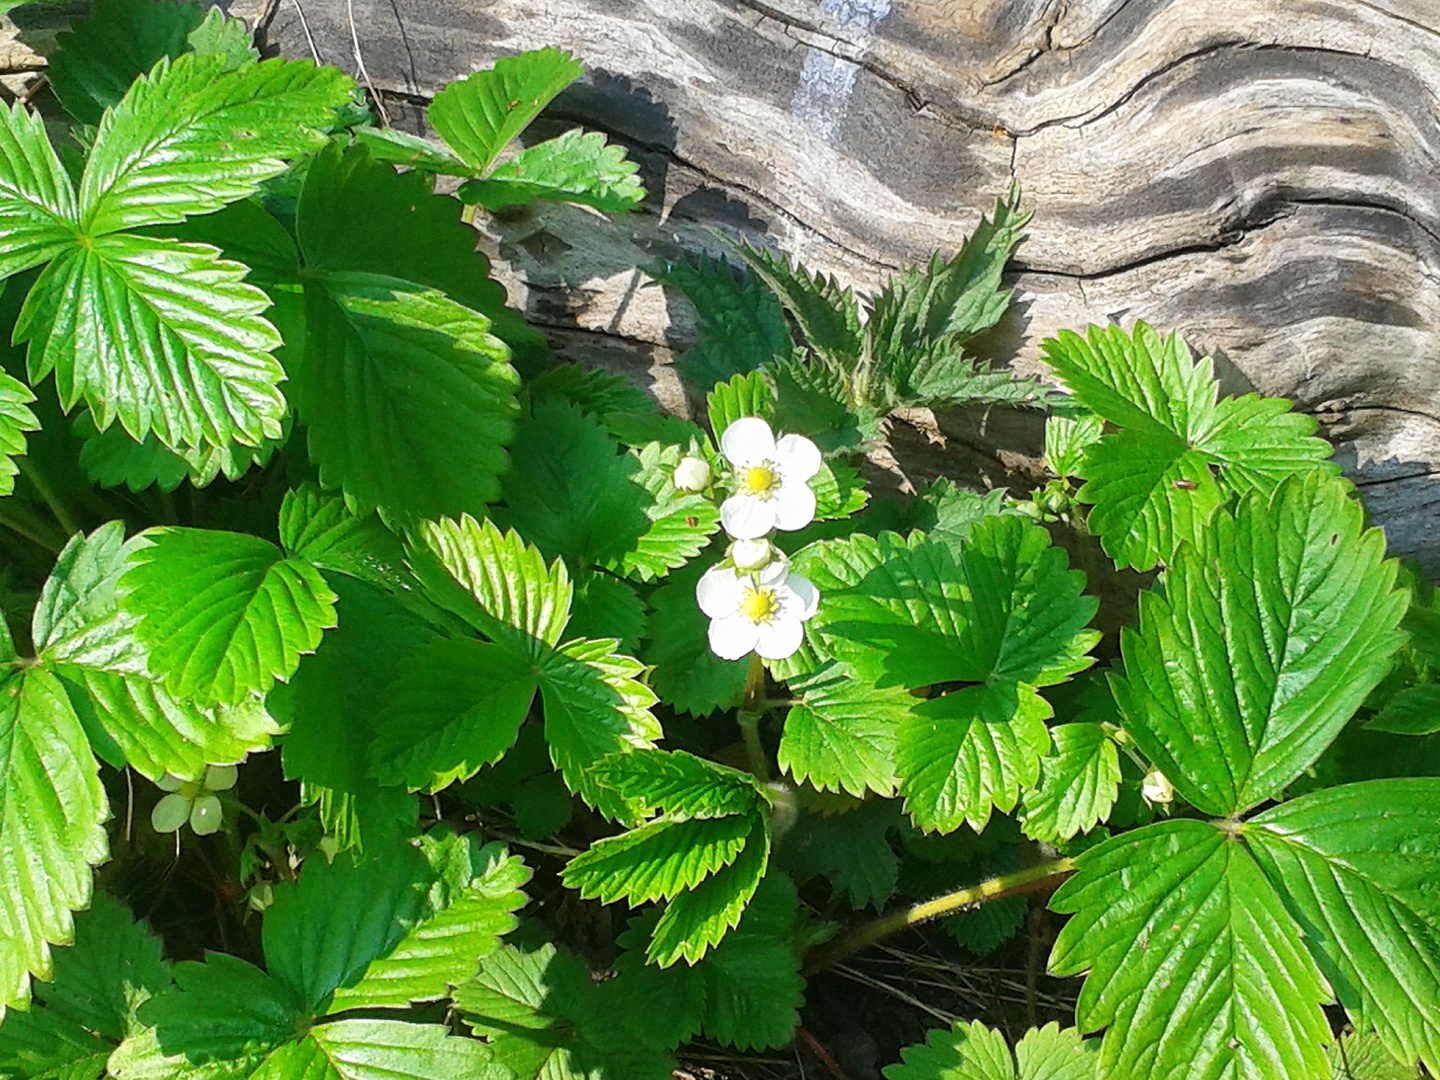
[151,793,190,834]
[780,573,820,620]
[754,615,804,660]
[772,481,817,531]
[697,565,745,618]
[757,559,791,587]
[205,764,238,792]
[190,796,224,836]
[774,433,822,483]
[708,613,759,660]
[721,494,778,540]
[720,416,775,468]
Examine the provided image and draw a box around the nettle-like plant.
[0,3,1434,1080]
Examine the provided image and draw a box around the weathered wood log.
[48,1,1440,569]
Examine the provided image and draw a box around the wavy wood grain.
[243,0,1440,569]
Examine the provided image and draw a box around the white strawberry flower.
[697,560,820,660]
[719,417,822,540]
[1142,768,1175,806]
[151,765,238,836]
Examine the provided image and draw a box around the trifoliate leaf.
[587,749,763,821]
[1041,322,1336,571]
[736,242,863,364]
[294,142,542,367]
[16,234,287,453]
[897,682,1052,833]
[367,638,539,792]
[642,554,748,716]
[271,576,433,853]
[0,102,78,278]
[885,1020,1098,1080]
[495,398,652,572]
[610,441,722,582]
[779,799,900,910]
[648,820,770,967]
[296,272,519,519]
[697,873,804,1051]
[459,128,644,212]
[567,572,645,656]
[780,661,906,798]
[1049,819,1332,1080]
[0,667,109,1011]
[278,485,410,594]
[1045,413,1104,479]
[537,637,662,818]
[707,370,775,439]
[412,514,572,661]
[1111,472,1406,816]
[1245,779,1440,1075]
[326,835,530,1012]
[652,253,791,390]
[427,48,584,174]
[455,943,675,1080]
[78,53,353,234]
[562,814,754,905]
[1366,683,1440,736]
[120,527,338,708]
[1020,723,1121,843]
[867,187,1027,366]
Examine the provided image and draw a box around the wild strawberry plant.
[0,3,1434,1080]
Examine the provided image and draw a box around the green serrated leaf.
[906,482,1010,552]
[79,52,352,235]
[428,48,585,174]
[16,234,287,453]
[1049,819,1332,1080]
[885,1020,1098,1080]
[736,243,863,364]
[1045,413,1104,480]
[184,7,257,67]
[278,485,410,594]
[707,371,775,439]
[563,814,753,905]
[610,441,722,582]
[1328,1030,1423,1080]
[567,571,645,656]
[296,272,519,519]
[770,350,866,450]
[459,128,644,212]
[271,1020,506,1080]
[0,667,109,1012]
[587,749,762,820]
[0,370,39,497]
[780,799,900,910]
[652,254,791,390]
[1041,322,1337,571]
[537,637,662,818]
[1111,471,1406,816]
[697,873,803,1051]
[780,662,905,798]
[867,188,1028,365]
[295,142,542,367]
[1020,722,1121,843]
[648,819,770,967]
[0,101,78,278]
[327,836,530,1012]
[1366,683,1440,736]
[351,127,469,175]
[1245,779,1440,1075]
[368,637,539,792]
[271,576,431,853]
[412,514,572,660]
[120,527,338,708]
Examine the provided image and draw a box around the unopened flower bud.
[730,537,774,571]
[673,456,711,493]
[1142,768,1175,805]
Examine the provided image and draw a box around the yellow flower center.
[741,463,780,498]
[738,587,781,624]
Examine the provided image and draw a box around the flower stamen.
[741,463,781,498]
[738,586,781,624]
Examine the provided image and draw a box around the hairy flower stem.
[737,653,770,779]
[802,857,1076,975]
